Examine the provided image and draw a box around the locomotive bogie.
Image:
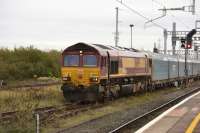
[61,83,100,102]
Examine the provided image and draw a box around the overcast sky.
[0,0,199,50]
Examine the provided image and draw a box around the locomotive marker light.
[90,77,98,82]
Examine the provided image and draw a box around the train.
[61,42,200,102]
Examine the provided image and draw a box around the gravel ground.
[57,82,200,133]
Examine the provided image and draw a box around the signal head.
[186,43,192,49]
[181,44,185,49]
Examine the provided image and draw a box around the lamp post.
[130,24,134,48]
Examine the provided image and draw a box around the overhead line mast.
[115,7,119,47]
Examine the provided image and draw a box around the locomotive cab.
[61,43,101,102]
[62,43,100,86]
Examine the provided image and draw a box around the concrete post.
[163,29,167,54]
[172,22,176,55]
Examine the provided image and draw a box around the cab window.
[64,55,79,66]
[83,55,97,67]
[110,61,118,74]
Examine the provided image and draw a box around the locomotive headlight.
[62,76,71,81]
[90,77,98,82]
[90,73,98,82]
[62,73,71,81]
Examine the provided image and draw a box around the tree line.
[0,46,61,81]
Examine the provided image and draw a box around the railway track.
[0,102,103,124]
[2,81,61,90]
[109,87,200,133]
[2,85,200,130]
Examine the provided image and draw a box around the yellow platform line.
[185,113,200,133]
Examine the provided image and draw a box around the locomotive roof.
[63,42,147,58]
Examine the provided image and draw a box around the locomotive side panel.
[121,57,149,76]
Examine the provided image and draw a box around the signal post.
[181,29,197,86]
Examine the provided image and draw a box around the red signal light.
[186,43,192,49]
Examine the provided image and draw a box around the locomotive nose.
[62,67,100,87]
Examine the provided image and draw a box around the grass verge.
[0,85,65,133]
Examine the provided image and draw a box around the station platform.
[136,91,200,133]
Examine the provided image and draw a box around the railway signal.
[181,41,192,49]
[181,29,197,49]
[186,43,192,49]
[184,29,197,86]
[186,29,197,49]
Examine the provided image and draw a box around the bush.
[0,46,61,81]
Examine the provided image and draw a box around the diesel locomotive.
[61,42,200,102]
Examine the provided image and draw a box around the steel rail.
[0,102,100,124]
[0,103,79,122]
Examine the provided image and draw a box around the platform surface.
[136,91,200,133]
